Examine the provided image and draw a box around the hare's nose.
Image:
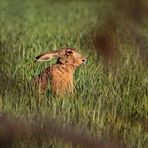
[82,58,87,64]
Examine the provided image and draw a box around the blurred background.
[0,0,148,147]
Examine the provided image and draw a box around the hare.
[33,47,86,99]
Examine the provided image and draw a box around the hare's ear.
[34,51,59,63]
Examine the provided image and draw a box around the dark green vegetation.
[0,0,147,147]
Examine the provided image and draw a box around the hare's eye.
[67,50,73,55]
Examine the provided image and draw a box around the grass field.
[0,0,148,147]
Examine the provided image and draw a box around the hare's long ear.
[34,51,59,63]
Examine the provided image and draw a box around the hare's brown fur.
[33,48,86,99]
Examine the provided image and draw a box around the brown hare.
[33,47,86,100]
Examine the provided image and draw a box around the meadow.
[0,0,147,147]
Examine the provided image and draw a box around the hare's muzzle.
[82,58,87,64]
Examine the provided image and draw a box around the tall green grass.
[0,0,147,147]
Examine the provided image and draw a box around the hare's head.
[35,47,86,67]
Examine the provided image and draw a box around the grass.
[0,0,148,147]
